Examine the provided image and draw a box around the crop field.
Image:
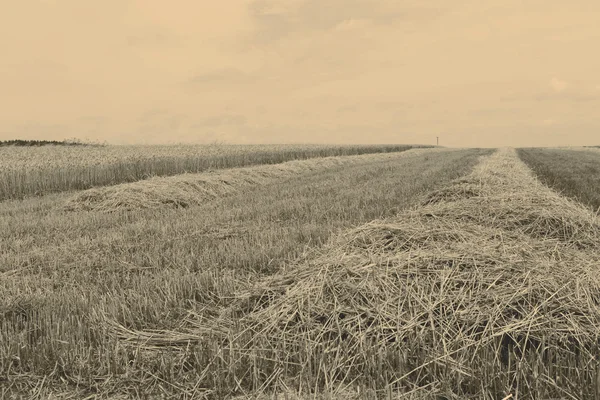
[0,144,422,202]
[518,148,600,212]
[3,145,600,399]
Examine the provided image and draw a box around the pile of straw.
[106,148,600,397]
[64,149,442,212]
[224,148,600,398]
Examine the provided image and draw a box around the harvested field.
[4,146,600,398]
[115,148,600,398]
[518,147,600,212]
[0,148,489,398]
[64,148,450,212]
[0,143,422,201]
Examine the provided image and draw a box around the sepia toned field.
[3,145,600,399]
[517,147,600,212]
[0,143,422,201]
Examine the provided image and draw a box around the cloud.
[247,0,447,43]
[375,100,411,111]
[192,114,247,128]
[534,91,600,103]
[336,104,359,113]
[499,80,600,103]
[2,60,75,94]
[332,18,373,32]
[255,105,268,115]
[570,93,600,102]
[136,111,187,142]
[6,123,72,141]
[469,107,525,116]
[550,77,568,92]
[185,68,256,87]
[78,115,108,124]
[137,108,171,122]
[239,0,449,93]
[127,31,182,47]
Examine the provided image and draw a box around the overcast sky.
[1,1,599,147]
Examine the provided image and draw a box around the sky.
[1,0,599,147]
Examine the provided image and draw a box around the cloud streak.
[185,68,257,88]
[550,77,568,92]
[193,114,247,127]
[247,0,448,43]
[2,0,600,146]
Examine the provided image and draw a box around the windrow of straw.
[106,148,600,398]
[233,149,600,397]
[1,143,427,201]
[64,148,447,212]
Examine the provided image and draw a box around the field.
[0,144,421,201]
[3,145,600,399]
[517,147,600,212]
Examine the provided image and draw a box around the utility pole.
[436,136,439,146]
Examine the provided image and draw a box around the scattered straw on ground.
[107,148,600,398]
[64,148,448,212]
[232,148,600,397]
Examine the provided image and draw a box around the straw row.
[65,148,448,212]
[108,148,600,397]
[224,148,600,397]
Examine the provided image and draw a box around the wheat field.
[0,143,421,201]
[3,145,600,399]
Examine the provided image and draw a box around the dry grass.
[0,143,422,201]
[64,148,448,212]
[0,149,489,399]
[518,147,600,213]
[112,148,600,398]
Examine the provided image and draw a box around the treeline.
[0,138,104,147]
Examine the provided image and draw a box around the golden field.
[3,145,600,398]
[0,143,420,201]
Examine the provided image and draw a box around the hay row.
[108,148,600,397]
[64,148,449,212]
[226,148,600,397]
